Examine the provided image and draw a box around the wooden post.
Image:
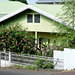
[9,52,11,63]
[0,52,1,67]
[35,31,37,44]
[35,31,37,49]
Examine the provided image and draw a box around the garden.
[0,23,75,70]
[0,0,75,70]
[0,23,63,70]
[0,23,63,56]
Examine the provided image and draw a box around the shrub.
[25,65,32,70]
[42,62,54,69]
[14,64,24,69]
[0,24,37,54]
[35,59,54,69]
[25,65,37,70]
[35,59,46,68]
[41,43,61,57]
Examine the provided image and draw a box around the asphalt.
[0,69,75,75]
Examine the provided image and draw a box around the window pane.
[34,14,40,23]
[27,14,33,23]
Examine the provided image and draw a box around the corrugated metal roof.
[0,4,63,23]
[32,4,63,16]
[0,1,63,17]
[0,4,73,29]
[0,1,25,14]
[37,0,63,3]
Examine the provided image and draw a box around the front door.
[38,38,43,49]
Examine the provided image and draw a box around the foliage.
[35,59,54,69]
[0,24,37,54]
[42,62,54,69]
[35,59,46,68]
[14,64,24,69]
[60,0,75,29]
[9,0,28,4]
[58,30,75,49]
[25,65,37,70]
[66,31,75,48]
[54,0,75,49]
[31,66,37,70]
[40,43,61,57]
[14,64,37,70]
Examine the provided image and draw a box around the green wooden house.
[0,1,65,48]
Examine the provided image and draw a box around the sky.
[0,0,38,4]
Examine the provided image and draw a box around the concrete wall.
[54,48,75,70]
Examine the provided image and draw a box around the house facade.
[0,1,65,48]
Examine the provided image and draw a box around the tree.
[9,0,28,4]
[56,0,75,48]
[60,0,75,29]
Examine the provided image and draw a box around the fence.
[11,52,54,65]
[0,51,13,67]
[54,48,75,70]
[0,51,64,70]
[1,48,75,70]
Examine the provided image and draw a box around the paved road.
[0,69,75,75]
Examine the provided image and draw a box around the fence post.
[0,52,1,67]
[9,52,11,63]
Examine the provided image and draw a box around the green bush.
[25,65,37,70]
[31,66,37,70]
[25,65,32,70]
[35,59,46,68]
[14,64,24,69]
[35,59,54,69]
[13,64,37,70]
[0,24,37,54]
[42,62,54,69]
[41,43,61,57]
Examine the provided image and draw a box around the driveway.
[0,69,75,75]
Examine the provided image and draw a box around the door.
[38,38,43,49]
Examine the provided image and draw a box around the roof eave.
[0,5,62,23]
[0,5,71,29]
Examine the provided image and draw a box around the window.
[34,14,40,23]
[27,14,33,23]
[27,14,40,23]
